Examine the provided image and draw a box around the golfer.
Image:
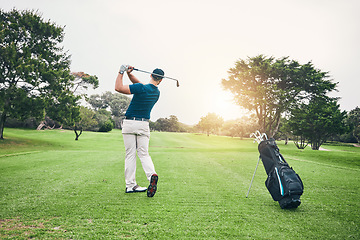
[115,65,162,197]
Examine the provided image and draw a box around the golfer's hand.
[127,66,134,73]
[119,65,128,74]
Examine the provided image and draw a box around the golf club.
[246,131,268,198]
[250,130,268,144]
[133,68,180,87]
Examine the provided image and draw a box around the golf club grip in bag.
[258,138,304,209]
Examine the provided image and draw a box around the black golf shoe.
[147,174,158,197]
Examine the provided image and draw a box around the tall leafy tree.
[222,55,336,137]
[0,9,76,139]
[287,97,346,150]
[36,72,99,130]
[346,107,360,144]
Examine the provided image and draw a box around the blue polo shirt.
[125,83,160,119]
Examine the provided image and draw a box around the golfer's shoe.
[125,185,147,193]
[147,174,158,198]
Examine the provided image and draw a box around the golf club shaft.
[133,68,180,87]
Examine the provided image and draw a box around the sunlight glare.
[212,91,246,121]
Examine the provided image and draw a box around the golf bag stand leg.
[246,156,261,198]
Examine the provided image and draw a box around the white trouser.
[122,119,156,189]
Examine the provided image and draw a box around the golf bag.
[258,138,304,209]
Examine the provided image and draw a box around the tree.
[71,106,97,140]
[0,9,76,139]
[151,115,182,132]
[87,91,130,129]
[276,117,293,145]
[196,113,224,136]
[68,107,114,140]
[71,72,99,94]
[221,116,257,138]
[88,91,130,114]
[283,114,309,149]
[36,72,98,130]
[345,107,360,144]
[287,97,346,150]
[222,55,336,137]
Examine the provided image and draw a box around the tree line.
[1,9,359,149]
[193,109,360,150]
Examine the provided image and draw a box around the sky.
[2,0,360,125]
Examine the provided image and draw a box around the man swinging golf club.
[115,65,162,197]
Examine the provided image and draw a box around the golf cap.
[152,68,164,80]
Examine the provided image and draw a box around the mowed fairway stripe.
[0,151,41,158]
[287,156,360,171]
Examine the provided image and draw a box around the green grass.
[0,128,359,239]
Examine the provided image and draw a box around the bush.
[4,117,39,129]
[98,119,114,132]
[338,132,358,143]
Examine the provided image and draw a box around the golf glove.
[119,65,129,74]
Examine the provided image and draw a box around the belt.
[125,117,150,122]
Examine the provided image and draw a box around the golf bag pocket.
[265,167,284,201]
[265,165,303,202]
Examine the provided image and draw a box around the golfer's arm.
[126,72,141,84]
[115,73,131,94]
